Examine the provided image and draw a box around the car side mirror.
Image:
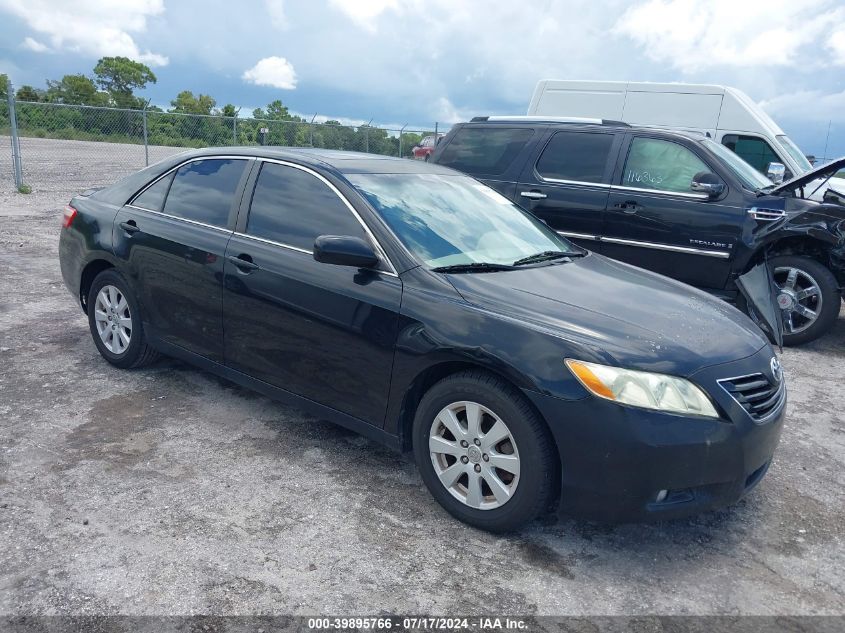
[690,171,726,198]
[313,235,380,269]
[766,162,786,185]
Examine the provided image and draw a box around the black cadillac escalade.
[431,116,845,345]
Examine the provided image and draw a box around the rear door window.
[163,159,247,227]
[536,131,615,183]
[132,172,174,212]
[246,162,368,251]
[622,137,709,194]
[436,127,534,175]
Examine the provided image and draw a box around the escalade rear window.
[437,127,534,175]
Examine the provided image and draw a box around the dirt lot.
[0,139,844,616]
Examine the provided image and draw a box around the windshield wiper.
[512,250,585,266]
[431,262,516,273]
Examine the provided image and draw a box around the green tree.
[94,56,156,108]
[170,90,216,115]
[46,74,106,105]
[265,99,292,120]
[220,103,237,117]
[16,85,41,102]
[0,74,8,98]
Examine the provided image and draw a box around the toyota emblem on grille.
[770,357,783,383]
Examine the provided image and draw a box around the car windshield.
[776,135,813,173]
[347,173,579,268]
[702,139,773,191]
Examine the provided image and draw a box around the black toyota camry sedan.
[59,148,786,531]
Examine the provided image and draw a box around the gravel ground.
[0,139,844,617]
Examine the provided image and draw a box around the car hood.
[772,156,845,196]
[445,253,768,377]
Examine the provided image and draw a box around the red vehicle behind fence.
[412,135,442,161]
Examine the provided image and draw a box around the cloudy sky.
[1,0,844,157]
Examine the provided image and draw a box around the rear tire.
[412,370,558,532]
[87,269,160,369]
[769,255,840,346]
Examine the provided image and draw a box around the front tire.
[412,370,558,532]
[87,269,160,368]
[769,255,840,346]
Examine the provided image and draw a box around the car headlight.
[565,359,720,419]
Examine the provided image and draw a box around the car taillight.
[62,205,77,229]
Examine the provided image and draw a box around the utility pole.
[823,120,832,163]
[399,124,407,158]
[142,100,150,166]
[7,82,23,189]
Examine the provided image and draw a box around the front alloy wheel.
[429,401,520,510]
[413,370,558,532]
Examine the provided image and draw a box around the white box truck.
[527,80,816,182]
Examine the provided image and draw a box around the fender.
[733,198,845,282]
[59,194,124,308]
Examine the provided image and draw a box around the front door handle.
[227,254,259,271]
[615,200,642,214]
[520,190,547,200]
[119,220,140,234]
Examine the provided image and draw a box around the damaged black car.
[431,118,845,345]
[743,158,845,344]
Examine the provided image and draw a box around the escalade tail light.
[62,205,78,228]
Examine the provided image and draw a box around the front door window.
[623,137,709,194]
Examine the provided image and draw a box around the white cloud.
[329,0,398,32]
[432,97,475,124]
[265,0,288,30]
[21,36,50,52]
[242,56,298,89]
[0,0,168,66]
[613,0,845,72]
[761,89,845,123]
[829,27,845,65]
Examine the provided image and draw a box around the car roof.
[459,117,710,143]
[90,146,460,207]
[181,146,458,175]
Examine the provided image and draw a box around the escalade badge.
[770,357,783,383]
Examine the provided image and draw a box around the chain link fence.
[1,92,446,194]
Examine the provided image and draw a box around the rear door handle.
[520,190,547,200]
[119,220,140,234]
[615,200,642,214]
[227,254,259,271]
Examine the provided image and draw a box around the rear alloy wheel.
[87,269,160,368]
[413,370,558,532]
[770,255,840,346]
[93,285,133,355]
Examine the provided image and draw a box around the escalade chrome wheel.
[769,255,840,346]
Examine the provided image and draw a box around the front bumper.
[524,345,786,522]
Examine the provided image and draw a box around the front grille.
[718,373,785,422]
